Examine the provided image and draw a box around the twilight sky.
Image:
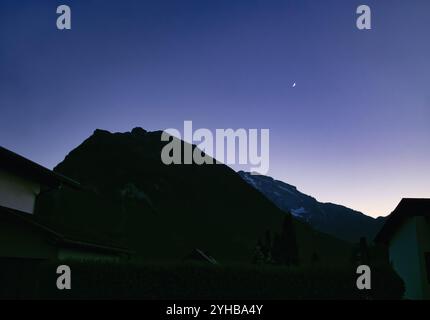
[1,0,429,217]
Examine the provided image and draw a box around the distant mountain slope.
[238,171,385,243]
[46,128,352,264]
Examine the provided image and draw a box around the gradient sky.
[1,0,429,217]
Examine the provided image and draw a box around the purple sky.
[1,0,429,217]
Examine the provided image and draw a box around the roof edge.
[375,198,430,244]
[0,146,81,189]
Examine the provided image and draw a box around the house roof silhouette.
[0,205,132,255]
[0,146,80,189]
[0,146,131,257]
[375,198,430,244]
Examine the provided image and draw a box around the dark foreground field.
[0,260,404,300]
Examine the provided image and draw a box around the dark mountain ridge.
[238,171,385,243]
[45,127,352,264]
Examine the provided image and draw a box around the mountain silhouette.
[239,171,385,243]
[37,128,352,264]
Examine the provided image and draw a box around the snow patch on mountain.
[241,173,259,189]
[278,185,300,197]
[237,170,385,243]
[291,207,307,217]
